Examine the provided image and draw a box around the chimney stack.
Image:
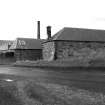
[37,21,40,39]
[47,26,51,39]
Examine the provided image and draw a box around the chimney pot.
[47,26,51,39]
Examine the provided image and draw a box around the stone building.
[42,27,105,61]
[9,38,44,61]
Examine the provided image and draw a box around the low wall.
[0,57,16,64]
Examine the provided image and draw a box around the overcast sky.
[0,0,105,40]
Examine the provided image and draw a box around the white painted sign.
[18,40,26,46]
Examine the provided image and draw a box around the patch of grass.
[23,81,67,105]
[36,82,105,105]
[0,80,24,105]
[0,75,105,105]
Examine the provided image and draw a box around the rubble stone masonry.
[43,40,105,61]
[55,41,105,60]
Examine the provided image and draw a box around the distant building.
[0,40,13,51]
[42,27,105,61]
[0,38,44,64]
[10,38,44,61]
[0,40,14,64]
[0,21,45,63]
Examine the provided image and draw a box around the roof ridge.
[63,27,105,31]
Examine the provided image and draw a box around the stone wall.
[15,49,42,61]
[55,41,105,60]
[42,42,55,61]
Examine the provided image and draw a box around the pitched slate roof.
[10,38,44,49]
[52,27,105,42]
[0,40,13,51]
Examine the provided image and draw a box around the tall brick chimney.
[37,21,40,39]
[47,26,51,39]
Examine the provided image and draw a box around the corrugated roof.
[0,40,13,51]
[52,27,105,41]
[10,38,44,49]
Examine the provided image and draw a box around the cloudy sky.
[0,0,105,40]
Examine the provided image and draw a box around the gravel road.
[0,66,105,93]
